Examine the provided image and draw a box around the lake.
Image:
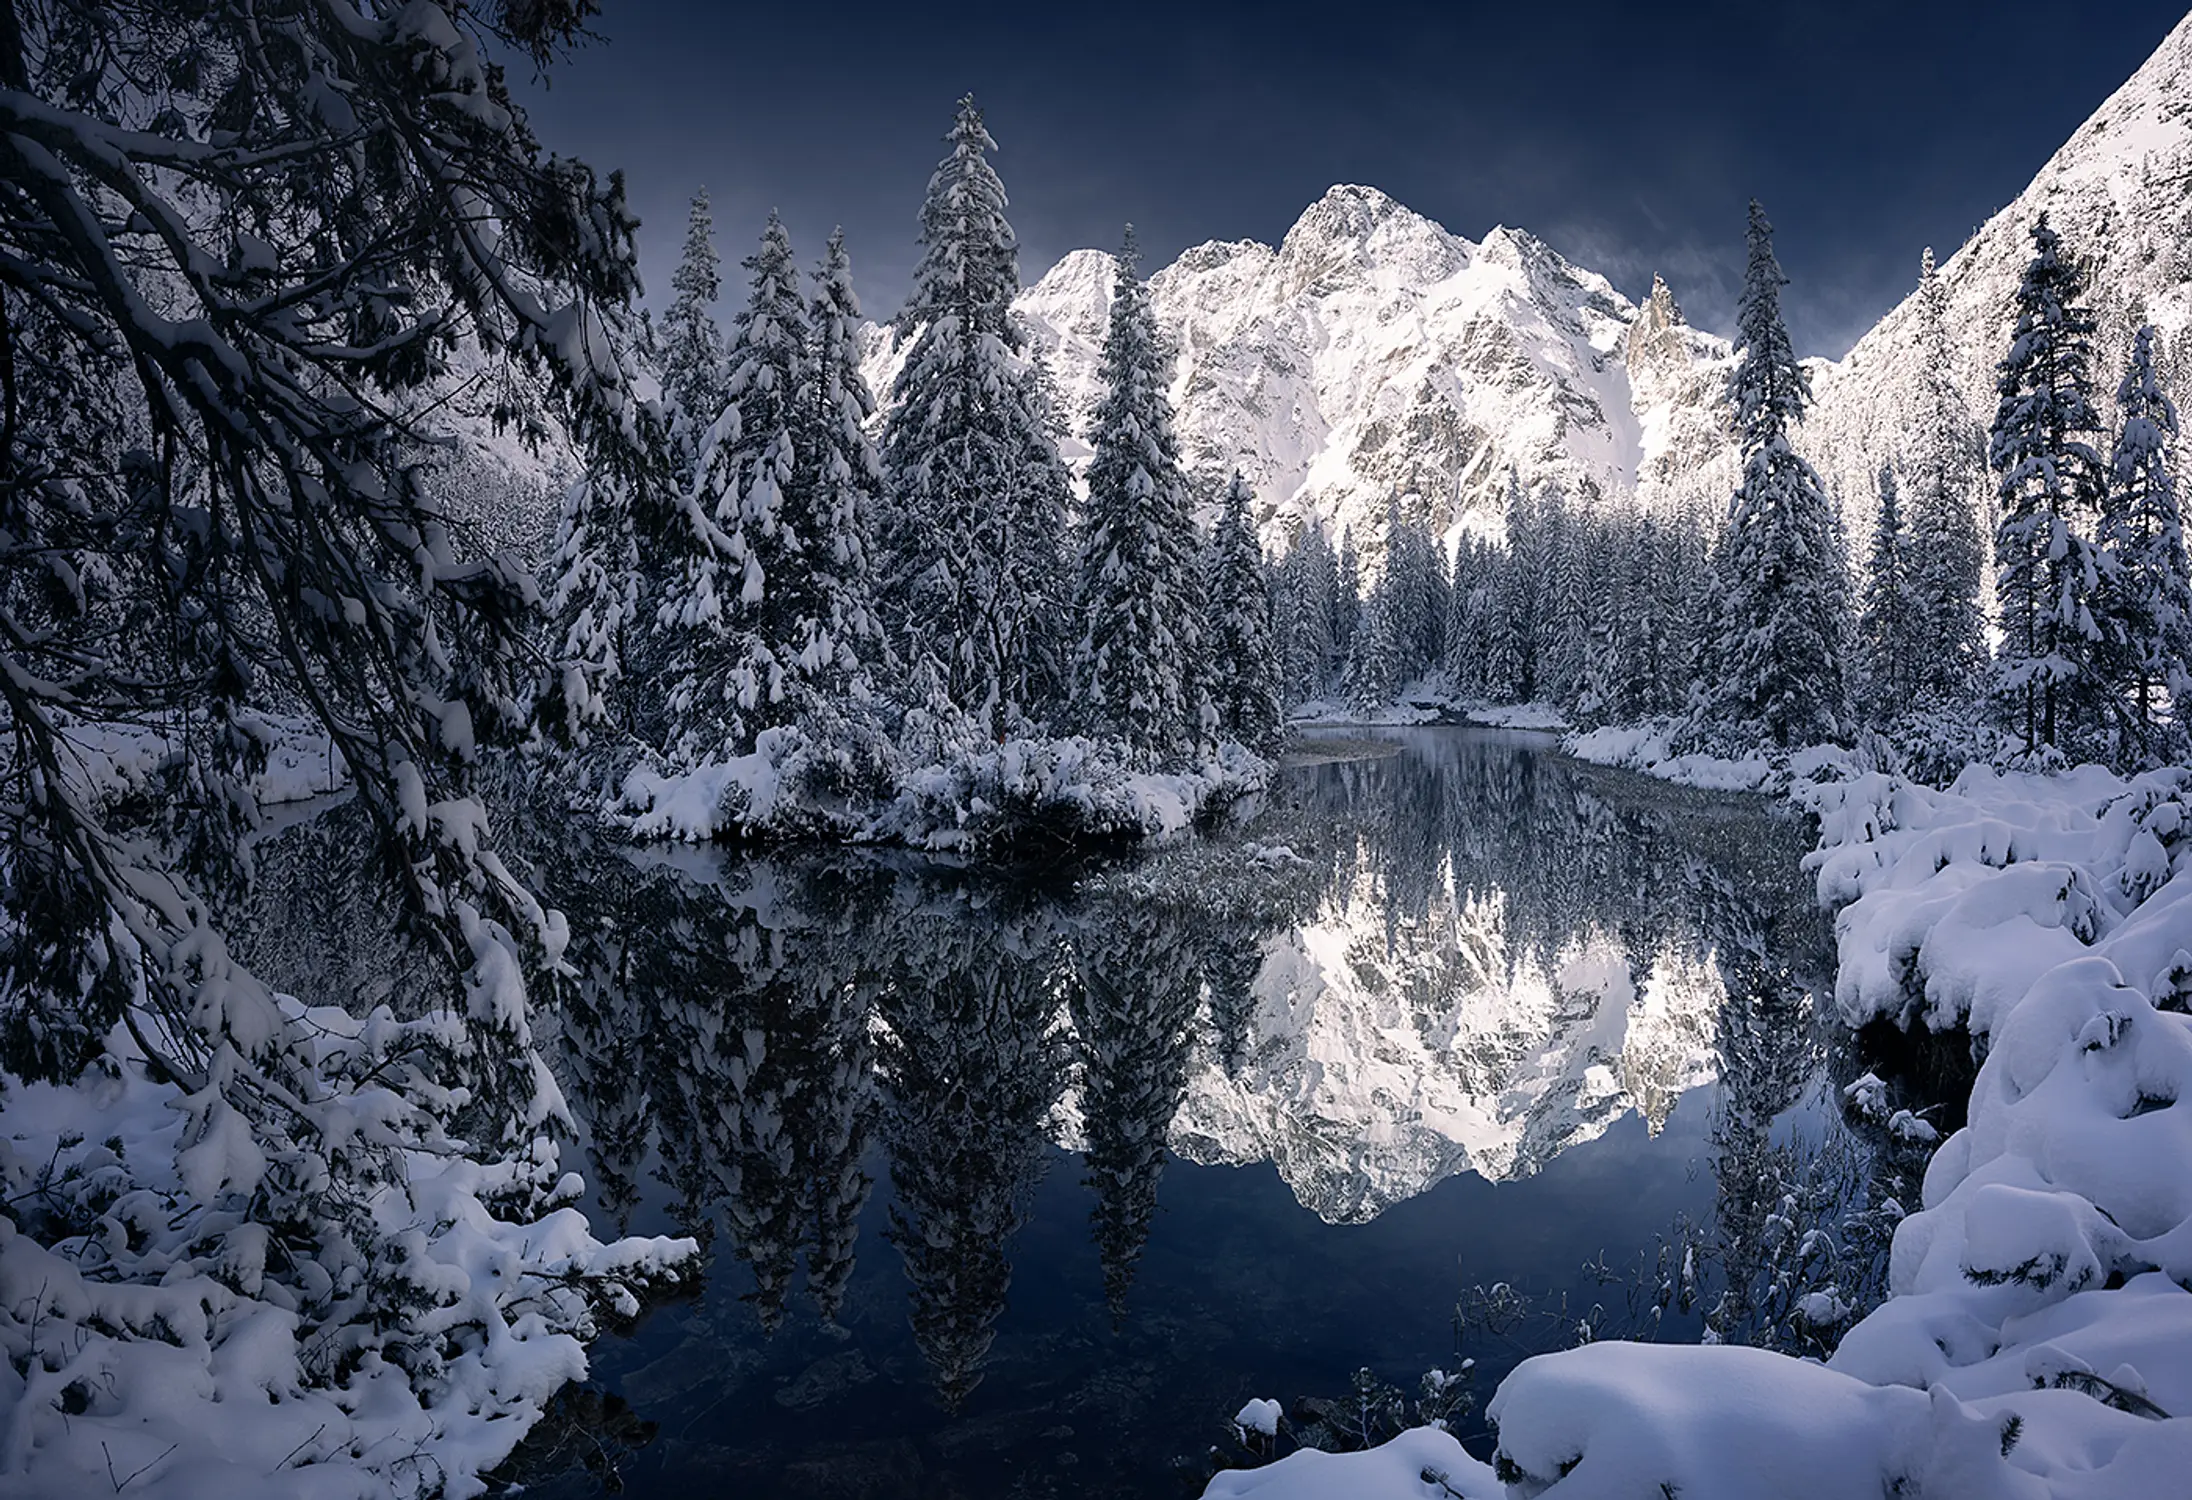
[252,727,1913,1498]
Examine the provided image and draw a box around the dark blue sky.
[515,3,2187,357]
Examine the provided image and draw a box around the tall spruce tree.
[1205,473,1284,752]
[1858,464,1921,725]
[2103,324,2192,754]
[1335,527,1363,666]
[1905,248,1988,704]
[662,213,812,763]
[1489,470,1538,702]
[1709,202,1850,747]
[1074,228,1204,759]
[790,228,889,760]
[1537,490,1588,709]
[662,189,730,434]
[1346,578,1402,714]
[1277,523,1340,706]
[1989,214,2114,757]
[880,96,1071,731]
[1578,513,1629,727]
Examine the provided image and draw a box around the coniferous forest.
[5,4,2192,1499]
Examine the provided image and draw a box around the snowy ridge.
[1167,872,1723,1224]
[1806,11,2192,542]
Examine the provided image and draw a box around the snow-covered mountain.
[978,186,1740,558]
[1807,10,2192,543]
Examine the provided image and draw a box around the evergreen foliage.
[662,189,730,435]
[1859,464,1921,725]
[1074,228,1205,761]
[2103,324,2192,756]
[1709,202,1850,747]
[1989,214,2114,757]
[1278,524,1341,706]
[1905,248,1989,706]
[1537,490,1588,708]
[879,96,1071,732]
[0,0,688,1462]
[1488,471,1539,703]
[1206,473,1284,753]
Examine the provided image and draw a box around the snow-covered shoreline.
[1203,752,2192,1497]
[618,731,1272,849]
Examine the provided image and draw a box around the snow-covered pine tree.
[1628,511,1672,715]
[1,2,692,1475]
[1398,504,1450,679]
[1858,464,1921,726]
[1536,490,1584,708]
[1335,526,1363,666]
[795,227,891,774]
[1904,248,1988,705]
[1488,470,1539,703]
[1205,473,1284,753]
[1444,537,1489,697]
[1664,485,1716,708]
[1577,512,1624,727]
[663,212,814,763]
[880,96,1072,732]
[2102,324,2192,755]
[662,189,730,437]
[1989,214,2114,758]
[1709,202,1850,748]
[1074,227,1204,761]
[1345,577,1403,715]
[1277,524,1340,707]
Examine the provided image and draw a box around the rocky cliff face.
[855,16,2192,572]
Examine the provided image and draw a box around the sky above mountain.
[515,2,2188,358]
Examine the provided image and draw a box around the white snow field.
[1200,761,2192,1498]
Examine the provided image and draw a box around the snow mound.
[1204,1426,1497,1499]
[619,729,1270,851]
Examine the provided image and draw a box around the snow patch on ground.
[1465,701,1570,732]
[1287,697,1448,728]
[1204,1426,1498,1499]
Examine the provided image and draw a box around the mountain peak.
[1288,183,1408,241]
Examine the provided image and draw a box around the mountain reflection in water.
[245,728,1861,1498]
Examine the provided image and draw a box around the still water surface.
[463,728,1891,1498]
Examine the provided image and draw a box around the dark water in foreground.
[256,727,1909,1499]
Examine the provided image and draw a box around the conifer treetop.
[1732,200,1812,450]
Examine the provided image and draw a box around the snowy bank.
[620,728,1270,850]
[1202,759,2192,1498]
[1559,718,1862,795]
